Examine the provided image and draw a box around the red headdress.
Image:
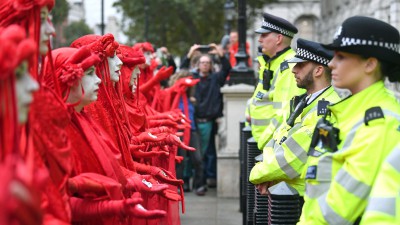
[132,42,156,101]
[71,34,118,60]
[0,25,44,225]
[0,25,36,159]
[118,45,145,97]
[42,47,101,103]
[133,42,154,53]
[71,34,119,88]
[0,0,54,27]
[0,0,55,80]
[117,45,146,68]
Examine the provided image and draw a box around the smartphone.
[198,45,211,53]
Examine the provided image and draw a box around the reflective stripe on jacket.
[249,86,340,196]
[299,81,400,225]
[249,48,305,144]
[360,144,400,225]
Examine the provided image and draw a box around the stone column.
[217,83,254,197]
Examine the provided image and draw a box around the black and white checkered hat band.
[262,20,295,38]
[339,37,400,53]
[297,48,330,65]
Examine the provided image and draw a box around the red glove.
[146,126,173,135]
[175,156,184,164]
[131,132,164,144]
[129,144,146,151]
[165,134,196,151]
[126,203,166,219]
[148,118,179,128]
[134,163,184,186]
[130,143,169,159]
[166,112,181,122]
[126,174,169,194]
[126,192,166,218]
[151,167,184,186]
[155,66,174,81]
[175,131,184,137]
[70,197,142,221]
[139,66,174,93]
[159,189,181,201]
[131,149,169,159]
[143,133,195,151]
[68,173,123,199]
[175,123,189,130]
[174,77,200,89]
[147,110,181,121]
[133,176,181,201]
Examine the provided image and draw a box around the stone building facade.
[248,0,400,95]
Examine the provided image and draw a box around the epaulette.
[364,106,384,125]
[280,61,289,72]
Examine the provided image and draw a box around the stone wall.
[319,0,400,95]
[248,0,400,95]
[319,0,400,43]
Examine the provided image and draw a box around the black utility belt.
[196,118,212,123]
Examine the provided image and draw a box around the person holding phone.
[180,43,231,188]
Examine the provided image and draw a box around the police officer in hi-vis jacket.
[249,12,305,150]
[299,16,400,225]
[250,39,341,201]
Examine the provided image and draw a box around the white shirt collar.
[306,86,330,104]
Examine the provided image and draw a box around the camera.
[197,45,211,53]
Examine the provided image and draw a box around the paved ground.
[180,188,242,225]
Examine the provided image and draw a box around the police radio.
[263,69,273,91]
[309,111,340,156]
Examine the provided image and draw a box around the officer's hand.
[255,182,273,195]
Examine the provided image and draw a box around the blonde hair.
[168,69,193,87]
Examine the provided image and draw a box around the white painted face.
[39,7,55,56]
[67,66,101,107]
[144,51,152,66]
[15,61,39,124]
[130,66,140,93]
[107,53,123,82]
[81,67,101,104]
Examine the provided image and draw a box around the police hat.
[323,16,400,65]
[288,38,333,66]
[255,12,298,38]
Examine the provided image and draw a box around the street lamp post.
[144,0,149,41]
[100,0,105,35]
[224,0,235,35]
[228,0,255,86]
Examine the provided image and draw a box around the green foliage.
[52,0,70,26]
[114,0,274,56]
[64,20,94,46]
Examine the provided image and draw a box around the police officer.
[249,12,305,150]
[249,39,341,198]
[299,16,400,225]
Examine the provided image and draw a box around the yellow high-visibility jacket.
[249,48,305,145]
[299,81,400,225]
[249,86,340,196]
[360,144,400,225]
